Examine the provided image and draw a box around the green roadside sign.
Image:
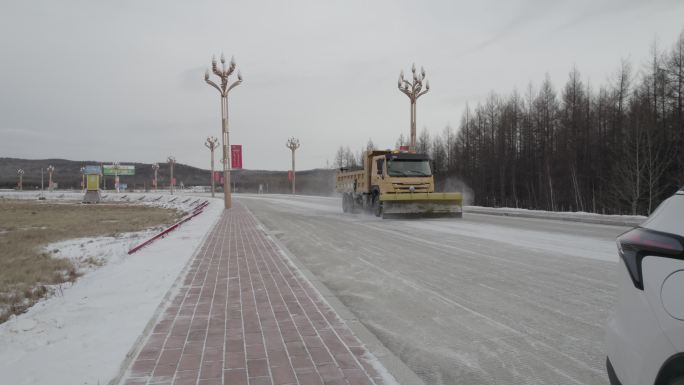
[103,165,135,176]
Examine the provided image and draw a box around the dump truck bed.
[336,169,368,194]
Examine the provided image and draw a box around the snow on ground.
[465,205,645,226]
[403,219,619,262]
[0,191,223,385]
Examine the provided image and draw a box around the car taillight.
[616,228,684,290]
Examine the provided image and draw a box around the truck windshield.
[387,160,432,177]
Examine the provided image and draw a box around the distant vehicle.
[335,149,462,218]
[606,188,684,385]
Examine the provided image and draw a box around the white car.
[606,188,684,385]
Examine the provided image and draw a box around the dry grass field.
[0,199,181,323]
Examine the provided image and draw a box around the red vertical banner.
[288,170,293,181]
[231,145,243,169]
[171,177,176,186]
[213,171,222,182]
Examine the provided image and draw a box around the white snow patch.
[0,192,223,385]
[47,231,157,274]
[405,220,618,262]
[466,205,645,225]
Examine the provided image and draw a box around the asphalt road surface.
[236,194,630,385]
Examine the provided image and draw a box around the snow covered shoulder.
[0,193,223,385]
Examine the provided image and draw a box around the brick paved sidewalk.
[120,203,389,385]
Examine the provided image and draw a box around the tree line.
[335,30,684,215]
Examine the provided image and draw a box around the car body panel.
[606,258,677,385]
[661,270,684,321]
[641,257,684,351]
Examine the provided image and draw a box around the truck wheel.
[350,195,360,214]
[342,194,349,213]
[373,194,382,217]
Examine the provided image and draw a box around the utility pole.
[204,136,219,198]
[286,137,300,195]
[17,169,24,191]
[167,156,176,194]
[397,63,430,151]
[47,165,55,192]
[152,163,159,192]
[204,53,243,209]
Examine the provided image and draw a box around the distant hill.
[0,158,336,195]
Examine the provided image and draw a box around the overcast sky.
[1,0,683,171]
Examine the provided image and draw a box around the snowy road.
[236,194,631,385]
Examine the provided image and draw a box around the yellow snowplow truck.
[336,150,463,218]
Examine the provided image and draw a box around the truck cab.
[370,152,435,196]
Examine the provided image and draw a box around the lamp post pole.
[80,167,85,192]
[101,163,105,190]
[47,165,55,192]
[17,169,24,191]
[286,137,300,195]
[204,53,243,209]
[152,163,159,192]
[113,161,120,193]
[204,136,219,198]
[397,63,430,151]
[167,156,176,194]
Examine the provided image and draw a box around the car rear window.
[642,195,684,237]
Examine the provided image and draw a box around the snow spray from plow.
[127,200,210,255]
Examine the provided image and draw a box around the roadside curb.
[243,205,426,385]
[464,207,644,227]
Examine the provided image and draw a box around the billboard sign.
[231,145,243,169]
[103,165,135,176]
[83,165,102,174]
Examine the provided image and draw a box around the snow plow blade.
[380,192,463,219]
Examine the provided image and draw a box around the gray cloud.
[1,0,683,171]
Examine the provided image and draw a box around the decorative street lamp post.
[113,161,121,193]
[204,53,243,209]
[204,136,219,198]
[47,165,55,191]
[152,163,159,192]
[80,167,85,192]
[397,63,430,151]
[286,137,300,195]
[17,169,24,191]
[167,156,176,195]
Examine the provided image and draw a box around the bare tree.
[417,127,431,154]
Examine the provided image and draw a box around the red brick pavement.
[121,202,388,385]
